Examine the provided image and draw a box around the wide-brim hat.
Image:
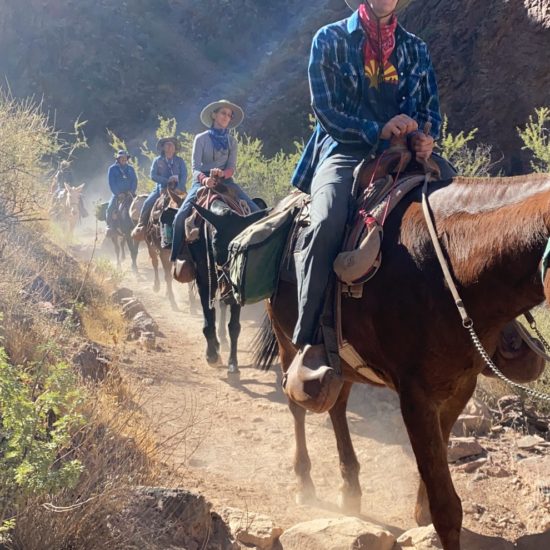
[115,149,130,159]
[345,0,412,13]
[156,137,180,154]
[200,99,244,129]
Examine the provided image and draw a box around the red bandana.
[359,2,398,84]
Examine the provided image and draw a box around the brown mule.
[257,173,550,550]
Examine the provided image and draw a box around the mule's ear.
[192,202,224,230]
[64,182,70,192]
[77,183,86,191]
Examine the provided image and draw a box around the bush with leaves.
[437,115,497,177]
[517,107,550,173]
[0,88,86,232]
[0,345,85,532]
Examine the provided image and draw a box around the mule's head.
[193,200,267,264]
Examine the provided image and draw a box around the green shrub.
[437,115,496,177]
[0,345,85,531]
[517,107,550,173]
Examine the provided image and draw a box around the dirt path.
[75,226,549,542]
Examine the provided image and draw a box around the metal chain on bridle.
[422,175,550,403]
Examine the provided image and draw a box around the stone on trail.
[279,517,395,550]
[452,398,492,436]
[220,507,282,549]
[72,341,112,382]
[516,434,545,450]
[447,437,485,463]
[110,286,134,304]
[396,525,514,549]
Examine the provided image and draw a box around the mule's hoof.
[227,362,240,376]
[206,353,221,366]
[338,492,362,515]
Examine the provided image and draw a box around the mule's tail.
[252,313,280,371]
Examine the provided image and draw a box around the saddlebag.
[227,205,297,306]
[95,201,108,222]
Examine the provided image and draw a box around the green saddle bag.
[227,206,297,306]
[95,201,109,222]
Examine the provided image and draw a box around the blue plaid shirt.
[292,10,442,192]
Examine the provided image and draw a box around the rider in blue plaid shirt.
[291,0,455,348]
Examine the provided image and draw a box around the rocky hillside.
[1,0,549,172]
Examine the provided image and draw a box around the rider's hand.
[380,115,418,140]
[203,176,217,188]
[410,132,435,160]
[210,168,224,178]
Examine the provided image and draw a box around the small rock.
[517,435,545,450]
[141,377,155,386]
[457,457,487,473]
[398,525,514,549]
[452,413,491,437]
[279,517,395,550]
[72,342,111,382]
[110,287,134,304]
[139,331,156,351]
[485,465,511,478]
[221,507,282,549]
[448,437,485,463]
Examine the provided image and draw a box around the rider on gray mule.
[50,159,88,217]
[291,0,455,353]
[106,150,138,231]
[132,137,188,241]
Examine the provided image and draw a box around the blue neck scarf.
[208,126,229,152]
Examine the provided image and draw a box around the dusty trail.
[110,243,419,533]
[71,224,549,542]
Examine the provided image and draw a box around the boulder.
[221,507,282,549]
[72,342,111,382]
[279,517,395,550]
[121,297,147,319]
[111,287,134,304]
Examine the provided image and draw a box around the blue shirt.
[292,10,442,193]
[108,162,138,195]
[150,155,187,192]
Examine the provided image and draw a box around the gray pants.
[292,150,362,346]
[291,150,457,346]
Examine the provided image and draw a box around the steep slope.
[1,0,549,172]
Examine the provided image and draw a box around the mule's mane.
[402,173,550,285]
[430,174,550,218]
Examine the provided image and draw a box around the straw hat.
[345,0,412,13]
[200,99,244,129]
[156,137,180,154]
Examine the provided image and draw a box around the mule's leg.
[329,381,362,514]
[218,302,228,349]
[160,250,178,310]
[120,237,126,262]
[227,304,241,374]
[147,243,161,292]
[289,399,316,504]
[415,376,477,527]
[196,268,219,364]
[128,236,139,273]
[400,380,462,550]
[111,237,121,268]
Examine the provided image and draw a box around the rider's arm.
[129,167,138,194]
[192,134,207,183]
[108,166,119,195]
[412,45,442,139]
[223,135,237,179]
[309,27,382,147]
[150,157,170,187]
[178,158,188,191]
